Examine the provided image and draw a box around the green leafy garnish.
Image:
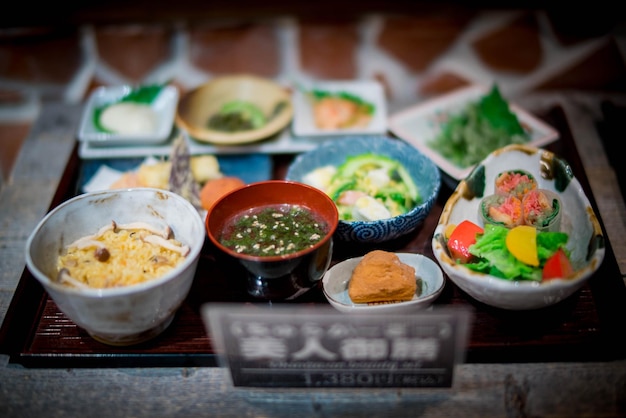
[309,89,375,115]
[428,85,530,169]
[322,153,421,220]
[117,84,164,104]
[478,85,526,136]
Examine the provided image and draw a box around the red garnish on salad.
[447,220,484,263]
[542,248,574,281]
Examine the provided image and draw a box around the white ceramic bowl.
[432,144,605,310]
[285,135,441,243]
[322,253,445,314]
[25,188,206,345]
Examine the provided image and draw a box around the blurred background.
[1,1,625,183]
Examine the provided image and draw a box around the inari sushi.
[494,170,537,199]
[480,194,523,228]
[522,189,562,231]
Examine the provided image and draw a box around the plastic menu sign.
[202,304,471,388]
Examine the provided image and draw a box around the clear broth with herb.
[219,204,329,257]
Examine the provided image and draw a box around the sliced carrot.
[200,176,246,211]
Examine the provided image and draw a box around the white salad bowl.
[25,188,206,345]
[285,135,441,243]
[431,144,605,310]
[322,253,445,314]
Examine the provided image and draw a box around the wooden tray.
[2,106,625,368]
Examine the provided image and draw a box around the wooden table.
[1,93,626,417]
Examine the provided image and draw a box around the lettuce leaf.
[464,223,568,281]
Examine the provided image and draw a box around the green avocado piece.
[337,154,397,177]
[219,101,267,129]
[337,153,420,202]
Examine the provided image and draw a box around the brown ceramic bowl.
[175,74,293,145]
[206,180,339,300]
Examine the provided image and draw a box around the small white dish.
[77,85,179,147]
[388,84,559,182]
[322,253,445,314]
[431,144,605,310]
[292,80,387,137]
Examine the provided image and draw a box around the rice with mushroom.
[57,225,188,289]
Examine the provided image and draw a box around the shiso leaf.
[309,88,375,115]
[478,85,526,136]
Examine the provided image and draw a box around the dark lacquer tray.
[1,106,625,368]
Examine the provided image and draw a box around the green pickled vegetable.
[428,85,530,169]
[207,100,267,132]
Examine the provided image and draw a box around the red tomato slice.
[446,220,484,264]
[542,248,574,280]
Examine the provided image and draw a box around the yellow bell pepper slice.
[444,223,457,239]
[506,225,539,266]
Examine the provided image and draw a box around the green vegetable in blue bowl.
[286,135,441,243]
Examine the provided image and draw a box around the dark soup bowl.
[206,180,339,300]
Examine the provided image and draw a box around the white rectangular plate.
[77,84,179,147]
[292,80,387,137]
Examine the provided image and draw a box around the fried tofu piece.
[348,250,416,304]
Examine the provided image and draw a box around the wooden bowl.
[175,75,293,145]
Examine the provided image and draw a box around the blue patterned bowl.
[286,135,441,243]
